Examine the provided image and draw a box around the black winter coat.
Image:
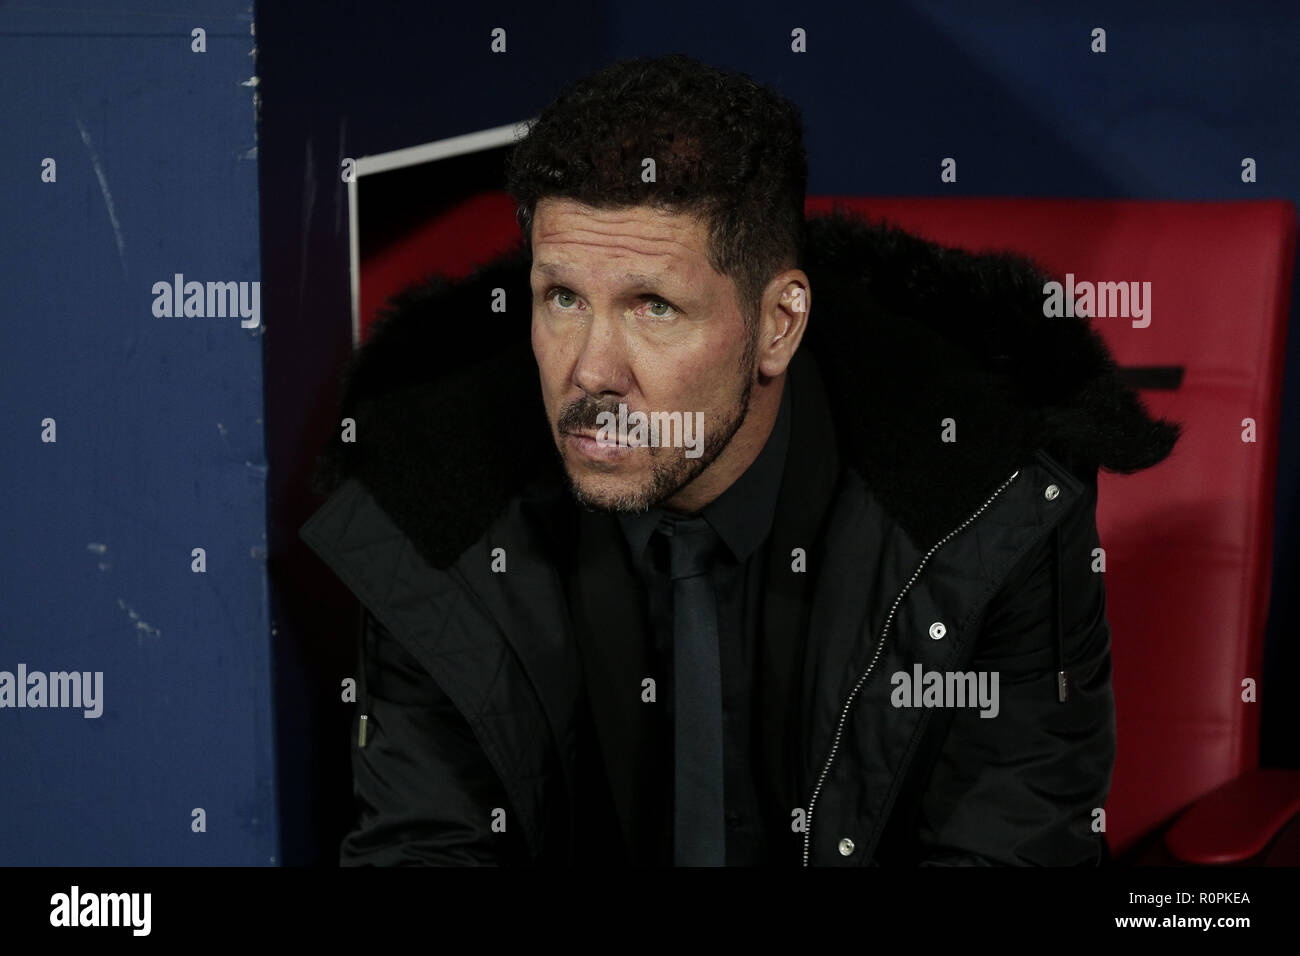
[299,210,1180,866]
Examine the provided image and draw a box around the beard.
[553,350,756,514]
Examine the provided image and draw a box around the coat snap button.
[1044,484,1060,500]
[929,621,946,640]
[838,838,855,856]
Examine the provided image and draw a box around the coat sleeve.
[911,476,1115,866]
[339,605,528,865]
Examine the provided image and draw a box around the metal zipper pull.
[1057,670,1069,703]
[358,713,369,748]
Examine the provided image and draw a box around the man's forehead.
[532,199,708,255]
[534,261,669,287]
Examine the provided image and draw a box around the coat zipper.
[802,467,1023,866]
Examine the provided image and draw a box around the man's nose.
[572,311,631,397]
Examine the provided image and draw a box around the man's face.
[530,198,756,513]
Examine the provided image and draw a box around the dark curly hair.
[505,53,808,334]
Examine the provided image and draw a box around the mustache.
[556,396,632,434]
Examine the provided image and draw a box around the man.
[300,54,1180,866]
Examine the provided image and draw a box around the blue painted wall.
[0,2,272,864]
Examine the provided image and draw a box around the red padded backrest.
[806,196,1297,856]
[360,192,1297,858]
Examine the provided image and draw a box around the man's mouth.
[562,428,641,460]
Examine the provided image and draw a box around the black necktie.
[657,514,726,866]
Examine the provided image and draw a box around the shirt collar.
[616,376,792,564]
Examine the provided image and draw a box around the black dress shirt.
[615,378,792,865]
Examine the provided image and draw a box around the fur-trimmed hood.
[309,208,1180,570]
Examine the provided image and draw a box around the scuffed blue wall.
[0,2,274,864]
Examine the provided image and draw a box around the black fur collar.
[310,209,1180,568]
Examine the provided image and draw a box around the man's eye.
[645,299,673,318]
[548,289,578,309]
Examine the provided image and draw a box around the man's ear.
[757,269,810,378]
